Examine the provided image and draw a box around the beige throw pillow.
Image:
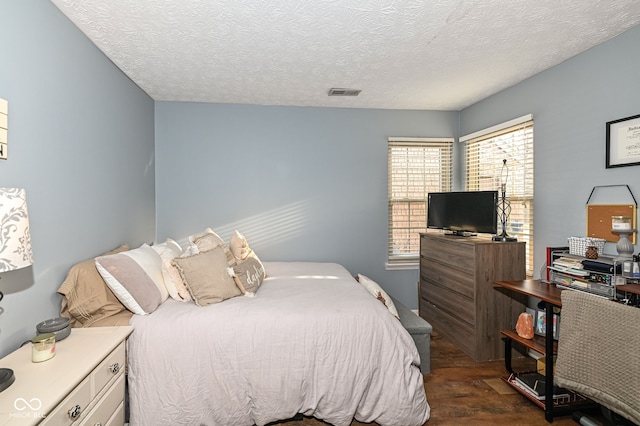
[229,230,266,285]
[172,246,241,306]
[190,228,235,266]
[232,257,266,294]
[230,230,252,264]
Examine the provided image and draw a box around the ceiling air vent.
[328,88,361,96]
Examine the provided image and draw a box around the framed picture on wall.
[606,114,640,168]
[535,310,560,340]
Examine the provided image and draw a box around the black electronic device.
[427,190,498,236]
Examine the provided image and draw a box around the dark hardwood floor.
[271,331,613,426]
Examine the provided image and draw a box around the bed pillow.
[152,238,192,302]
[57,244,132,327]
[357,274,400,319]
[172,246,242,306]
[232,256,266,294]
[95,244,168,315]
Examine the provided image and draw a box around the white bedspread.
[127,262,429,426]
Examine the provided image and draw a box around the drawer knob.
[68,404,82,420]
[109,362,120,374]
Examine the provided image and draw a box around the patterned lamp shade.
[0,188,33,272]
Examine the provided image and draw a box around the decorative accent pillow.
[230,230,252,264]
[188,228,235,266]
[95,244,168,315]
[232,257,266,294]
[229,230,266,280]
[152,238,191,302]
[357,274,400,319]
[57,244,132,327]
[172,246,242,306]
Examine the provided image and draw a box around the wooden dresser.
[0,326,133,426]
[419,232,526,361]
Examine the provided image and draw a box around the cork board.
[586,204,636,244]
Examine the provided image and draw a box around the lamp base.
[493,235,518,242]
[0,368,15,393]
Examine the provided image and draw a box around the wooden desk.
[616,283,640,295]
[494,279,564,306]
[493,280,595,423]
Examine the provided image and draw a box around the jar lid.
[36,317,70,333]
[31,333,55,344]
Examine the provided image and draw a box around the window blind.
[462,117,534,275]
[388,138,453,263]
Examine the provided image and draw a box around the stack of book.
[512,372,570,401]
[550,257,588,276]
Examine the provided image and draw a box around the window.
[387,138,453,267]
[461,115,534,275]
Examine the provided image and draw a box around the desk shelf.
[494,280,596,423]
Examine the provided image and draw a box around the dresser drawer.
[420,235,475,272]
[79,374,125,426]
[40,376,92,426]
[420,298,475,357]
[421,257,474,297]
[93,341,126,395]
[422,280,475,326]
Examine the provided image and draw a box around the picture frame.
[534,310,560,340]
[606,114,640,168]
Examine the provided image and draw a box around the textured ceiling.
[50,0,640,110]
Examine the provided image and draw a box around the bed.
[57,233,429,426]
[127,262,429,426]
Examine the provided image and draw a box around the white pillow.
[95,244,168,315]
[152,238,191,302]
[357,274,399,319]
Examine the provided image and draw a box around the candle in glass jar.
[31,333,56,362]
[612,216,632,230]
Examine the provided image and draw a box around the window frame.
[387,137,454,269]
[460,114,534,275]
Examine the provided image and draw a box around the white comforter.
[127,262,429,426]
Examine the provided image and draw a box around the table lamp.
[0,187,33,392]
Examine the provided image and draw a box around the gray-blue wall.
[1,1,638,357]
[0,0,155,356]
[155,103,458,309]
[460,25,640,278]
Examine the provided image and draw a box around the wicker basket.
[567,237,606,257]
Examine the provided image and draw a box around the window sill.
[385,262,419,271]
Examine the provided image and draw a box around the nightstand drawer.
[105,401,125,426]
[79,374,125,426]
[40,376,92,426]
[93,341,126,395]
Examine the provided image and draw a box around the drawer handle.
[109,362,120,374]
[68,404,82,420]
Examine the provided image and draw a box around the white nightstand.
[0,326,133,426]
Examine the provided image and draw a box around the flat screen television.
[427,191,498,236]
